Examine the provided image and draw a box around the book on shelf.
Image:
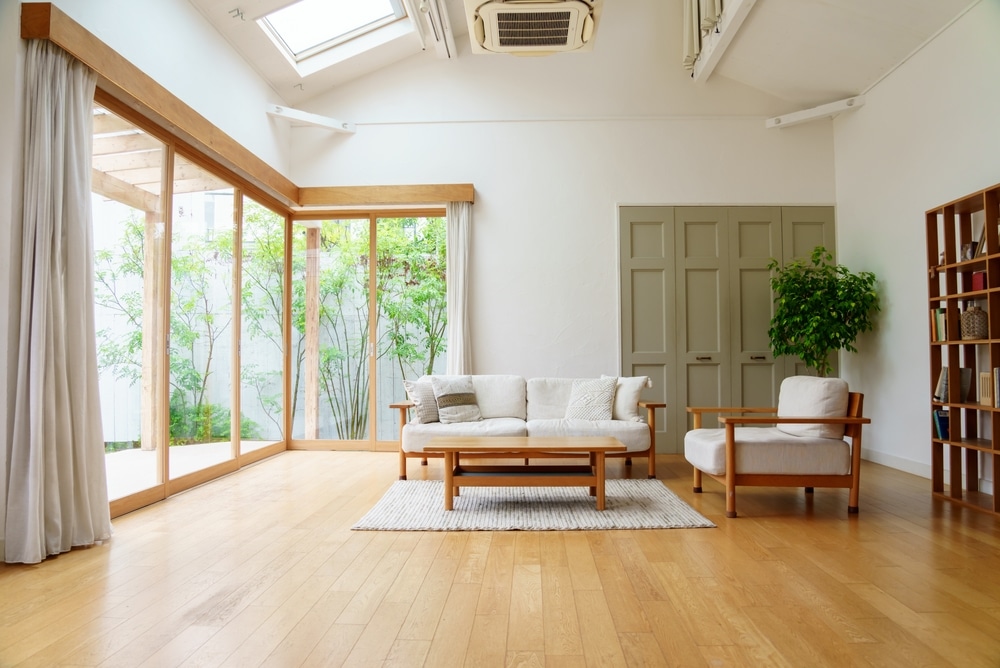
[995,368,1000,408]
[934,308,946,341]
[932,409,950,440]
[959,367,973,402]
[933,367,948,402]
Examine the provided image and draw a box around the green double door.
[619,206,835,453]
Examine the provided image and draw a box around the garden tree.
[238,202,287,439]
[293,216,448,440]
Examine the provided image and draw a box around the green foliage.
[767,246,879,377]
[168,391,261,445]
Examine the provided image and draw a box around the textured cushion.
[603,375,652,422]
[430,375,482,424]
[402,379,438,424]
[776,376,849,439]
[565,377,616,420]
[684,427,850,476]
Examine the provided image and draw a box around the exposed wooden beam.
[92,149,163,173]
[91,167,161,213]
[298,184,475,207]
[92,132,162,156]
[21,2,299,209]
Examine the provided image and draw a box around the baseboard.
[861,450,930,479]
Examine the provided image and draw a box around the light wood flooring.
[1,451,999,667]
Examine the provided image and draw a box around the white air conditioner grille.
[496,11,571,47]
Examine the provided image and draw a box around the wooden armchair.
[684,376,870,518]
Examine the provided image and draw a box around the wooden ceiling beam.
[92,168,160,213]
[298,184,475,207]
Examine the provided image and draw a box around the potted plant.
[767,246,880,377]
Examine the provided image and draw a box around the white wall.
[293,0,837,380]
[42,0,292,176]
[834,0,1000,477]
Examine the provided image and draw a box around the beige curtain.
[683,0,725,71]
[4,40,111,563]
[445,201,472,374]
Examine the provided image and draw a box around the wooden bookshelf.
[926,182,1000,515]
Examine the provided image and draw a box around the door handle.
[750,355,766,360]
[696,356,712,361]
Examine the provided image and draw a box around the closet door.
[675,207,731,440]
[728,207,782,409]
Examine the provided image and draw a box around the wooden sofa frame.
[391,400,666,480]
[686,392,869,518]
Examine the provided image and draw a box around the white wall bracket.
[766,96,865,129]
[266,105,356,134]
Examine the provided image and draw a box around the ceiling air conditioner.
[465,0,601,55]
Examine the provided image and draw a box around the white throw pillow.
[565,377,617,421]
[602,374,652,422]
[430,375,482,424]
[776,376,849,439]
[403,379,439,424]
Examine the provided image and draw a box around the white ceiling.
[189,0,975,111]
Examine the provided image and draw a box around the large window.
[291,215,447,446]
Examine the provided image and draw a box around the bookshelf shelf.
[926,182,1000,516]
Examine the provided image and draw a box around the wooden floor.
[1,452,999,667]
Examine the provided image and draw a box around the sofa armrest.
[717,415,871,426]
[390,400,414,437]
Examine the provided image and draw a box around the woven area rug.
[352,479,715,531]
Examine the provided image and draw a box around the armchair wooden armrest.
[686,406,775,429]
[636,401,666,479]
[718,415,871,426]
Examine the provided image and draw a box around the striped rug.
[351,479,715,531]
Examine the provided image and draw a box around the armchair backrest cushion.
[776,376,849,439]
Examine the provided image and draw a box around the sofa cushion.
[684,427,850,476]
[401,418,527,453]
[420,374,526,419]
[526,418,650,452]
[565,377,616,420]
[403,379,439,424]
[603,375,652,422]
[430,375,482,424]
[776,376,849,439]
[526,377,576,420]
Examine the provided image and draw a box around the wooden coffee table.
[423,436,627,511]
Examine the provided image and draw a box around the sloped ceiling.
[189,0,975,111]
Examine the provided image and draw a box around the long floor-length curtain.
[445,201,472,374]
[4,40,111,564]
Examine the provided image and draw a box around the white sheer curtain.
[4,40,111,564]
[683,0,725,71]
[445,201,472,374]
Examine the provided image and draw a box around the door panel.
[676,207,730,436]
[619,207,674,453]
[729,207,782,408]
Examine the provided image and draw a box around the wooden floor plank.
[2,452,1000,667]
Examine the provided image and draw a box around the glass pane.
[263,0,398,57]
[291,219,371,441]
[375,216,448,441]
[92,106,167,501]
[240,197,285,453]
[168,162,236,478]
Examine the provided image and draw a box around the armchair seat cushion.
[684,427,850,476]
[527,418,649,452]
[401,418,527,453]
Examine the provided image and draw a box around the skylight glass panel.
[262,0,402,59]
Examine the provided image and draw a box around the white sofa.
[390,374,664,480]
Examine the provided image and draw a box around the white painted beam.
[266,105,356,133]
[692,0,756,83]
[765,96,865,129]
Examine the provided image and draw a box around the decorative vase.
[961,305,988,340]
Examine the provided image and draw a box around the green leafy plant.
[767,246,879,377]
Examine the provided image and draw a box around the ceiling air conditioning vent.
[465,0,601,55]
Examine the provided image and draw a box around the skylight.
[260,0,406,62]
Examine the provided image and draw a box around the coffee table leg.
[589,451,597,497]
[443,452,454,511]
[596,452,606,510]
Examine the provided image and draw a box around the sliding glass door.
[291,215,448,447]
